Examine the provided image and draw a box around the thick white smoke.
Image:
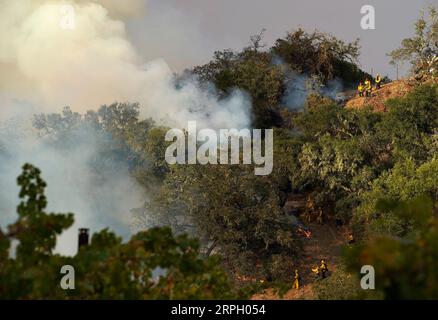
[0,0,251,255]
[282,72,345,109]
[0,113,146,256]
[0,0,250,128]
[272,56,345,109]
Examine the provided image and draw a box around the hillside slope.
[252,222,345,300]
[346,80,415,112]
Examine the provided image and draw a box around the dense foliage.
[193,28,365,128]
[0,164,243,299]
[345,196,438,299]
[389,6,438,79]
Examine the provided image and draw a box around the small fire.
[297,227,312,238]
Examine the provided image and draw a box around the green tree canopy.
[389,6,438,79]
[0,164,244,299]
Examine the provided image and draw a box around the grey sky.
[127,0,436,79]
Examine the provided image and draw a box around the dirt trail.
[252,222,346,300]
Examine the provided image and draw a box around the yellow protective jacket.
[365,81,372,90]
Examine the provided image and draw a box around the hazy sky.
[127,0,436,78]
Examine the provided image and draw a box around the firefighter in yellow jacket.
[364,79,372,97]
[358,82,364,97]
[320,260,328,279]
[375,74,382,89]
[293,269,301,289]
[312,265,320,279]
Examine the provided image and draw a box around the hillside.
[346,80,415,112]
[252,222,345,300]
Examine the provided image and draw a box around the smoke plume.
[0,0,250,128]
[283,73,345,109]
[0,0,251,255]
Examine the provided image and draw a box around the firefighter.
[311,266,320,279]
[375,74,382,90]
[364,78,372,97]
[320,260,328,279]
[305,195,315,223]
[347,232,355,244]
[293,269,301,289]
[317,207,323,225]
[357,82,364,97]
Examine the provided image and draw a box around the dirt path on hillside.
[252,222,346,300]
